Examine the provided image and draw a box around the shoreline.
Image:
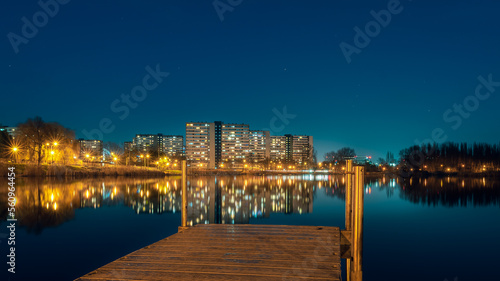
[0,163,177,178]
[2,163,499,178]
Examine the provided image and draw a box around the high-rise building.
[249,130,270,162]
[221,123,250,166]
[270,136,287,161]
[291,135,314,166]
[133,134,159,154]
[124,141,133,152]
[185,122,215,168]
[270,135,313,165]
[132,134,183,156]
[78,139,103,157]
[162,135,184,157]
[186,121,313,169]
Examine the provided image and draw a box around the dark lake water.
[1,175,499,281]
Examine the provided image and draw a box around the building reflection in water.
[1,175,499,233]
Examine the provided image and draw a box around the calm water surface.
[1,175,499,281]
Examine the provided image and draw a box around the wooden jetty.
[76,224,341,280]
[76,160,363,281]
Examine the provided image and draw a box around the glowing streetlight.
[12,147,18,163]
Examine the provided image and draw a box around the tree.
[0,130,13,158]
[44,122,77,165]
[324,151,336,163]
[17,117,46,165]
[17,117,78,165]
[325,147,356,163]
[378,157,387,165]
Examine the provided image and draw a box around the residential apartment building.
[186,121,313,168]
[0,126,18,139]
[221,123,250,166]
[185,122,214,168]
[133,134,159,154]
[270,136,287,162]
[78,139,103,157]
[249,130,270,162]
[132,134,183,156]
[162,135,184,157]
[124,141,133,152]
[291,135,314,166]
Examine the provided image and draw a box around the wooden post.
[352,166,364,281]
[180,160,188,231]
[345,160,353,231]
[345,159,353,281]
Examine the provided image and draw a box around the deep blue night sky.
[1,0,499,159]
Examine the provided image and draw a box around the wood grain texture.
[75,224,341,281]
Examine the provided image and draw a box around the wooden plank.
[121,254,337,266]
[77,269,338,281]
[76,225,341,281]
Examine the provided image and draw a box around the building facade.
[249,130,270,162]
[124,141,133,152]
[132,134,183,156]
[221,123,250,167]
[186,121,313,169]
[133,134,159,154]
[270,136,287,162]
[291,135,314,166]
[78,139,103,157]
[185,122,215,168]
[0,126,18,139]
[162,135,184,157]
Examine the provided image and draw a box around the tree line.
[399,142,500,172]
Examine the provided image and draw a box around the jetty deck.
[76,224,341,281]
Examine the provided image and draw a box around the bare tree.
[17,117,45,165]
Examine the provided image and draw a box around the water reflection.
[1,175,499,233]
[395,176,500,207]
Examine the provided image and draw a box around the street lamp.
[46,142,58,164]
[12,147,18,164]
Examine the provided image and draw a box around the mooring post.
[352,165,364,281]
[345,159,353,231]
[180,160,188,231]
[345,159,353,281]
